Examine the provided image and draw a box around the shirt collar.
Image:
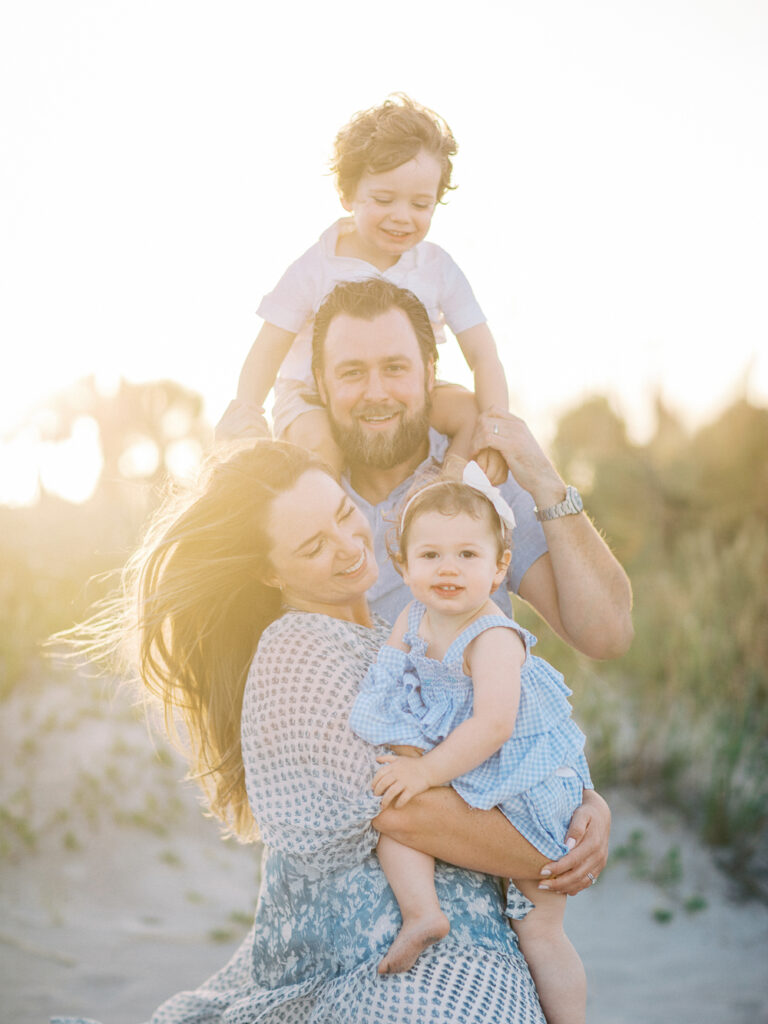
[341,429,449,511]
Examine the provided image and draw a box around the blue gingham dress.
[349,602,594,865]
[52,611,545,1024]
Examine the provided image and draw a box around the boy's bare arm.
[236,322,297,405]
[216,323,296,441]
[456,323,509,413]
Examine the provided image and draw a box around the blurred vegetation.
[0,376,211,690]
[514,392,768,896]
[1,379,766,894]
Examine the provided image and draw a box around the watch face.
[567,486,583,513]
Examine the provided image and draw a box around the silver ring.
[493,424,499,435]
[586,872,597,886]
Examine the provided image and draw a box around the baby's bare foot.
[378,911,450,974]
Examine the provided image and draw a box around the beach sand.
[2,670,767,1024]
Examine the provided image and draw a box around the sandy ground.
[2,671,767,1024]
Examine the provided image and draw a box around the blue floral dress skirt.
[52,612,546,1024]
[349,602,594,912]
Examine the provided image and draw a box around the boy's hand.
[215,399,272,443]
[472,408,564,502]
[373,753,432,809]
[473,446,508,486]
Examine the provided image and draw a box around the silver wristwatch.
[534,485,584,522]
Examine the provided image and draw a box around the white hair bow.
[462,460,516,531]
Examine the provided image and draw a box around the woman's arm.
[373,788,611,897]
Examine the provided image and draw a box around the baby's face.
[402,511,510,618]
[342,149,441,268]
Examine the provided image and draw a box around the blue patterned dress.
[349,602,594,867]
[52,611,545,1024]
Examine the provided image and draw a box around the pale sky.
[2,0,767,462]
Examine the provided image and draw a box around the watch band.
[534,485,584,522]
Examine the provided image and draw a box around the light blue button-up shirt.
[342,430,549,625]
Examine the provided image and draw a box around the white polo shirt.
[257,218,486,389]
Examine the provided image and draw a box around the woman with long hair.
[54,439,607,1024]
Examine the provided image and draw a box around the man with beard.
[310,277,629,893]
[311,278,633,659]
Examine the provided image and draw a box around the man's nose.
[363,370,388,401]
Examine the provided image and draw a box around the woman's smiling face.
[266,470,378,615]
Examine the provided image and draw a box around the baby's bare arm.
[405,625,523,791]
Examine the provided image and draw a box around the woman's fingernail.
[538,884,550,891]
[539,867,552,877]
[565,837,576,851]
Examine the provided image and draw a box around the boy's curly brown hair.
[331,93,458,204]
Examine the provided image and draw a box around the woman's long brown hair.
[72,441,328,841]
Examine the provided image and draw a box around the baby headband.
[399,460,516,533]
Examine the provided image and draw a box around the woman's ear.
[261,572,282,591]
[493,549,512,589]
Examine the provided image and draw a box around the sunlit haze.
[2,0,766,504]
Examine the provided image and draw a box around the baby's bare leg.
[283,409,343,477]
[376,833,450,974]
[511,878,586,1024]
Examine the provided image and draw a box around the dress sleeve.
[241,614,385,873]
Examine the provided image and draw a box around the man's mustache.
[352,404,404,419]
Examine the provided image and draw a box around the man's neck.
[348,440,430,505]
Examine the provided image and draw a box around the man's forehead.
[323,308,422,363]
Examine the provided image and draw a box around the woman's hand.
[373,753,432,809]
[537,790,611,896]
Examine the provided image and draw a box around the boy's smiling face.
[341,149,442,270]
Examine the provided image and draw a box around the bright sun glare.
[2,2,767,507]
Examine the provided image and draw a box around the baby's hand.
[373,753,432,809]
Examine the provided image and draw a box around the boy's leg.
[376,833,450,974]
[429,383,477,473]
[283,408,344,477]
[511,878,586,1024]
